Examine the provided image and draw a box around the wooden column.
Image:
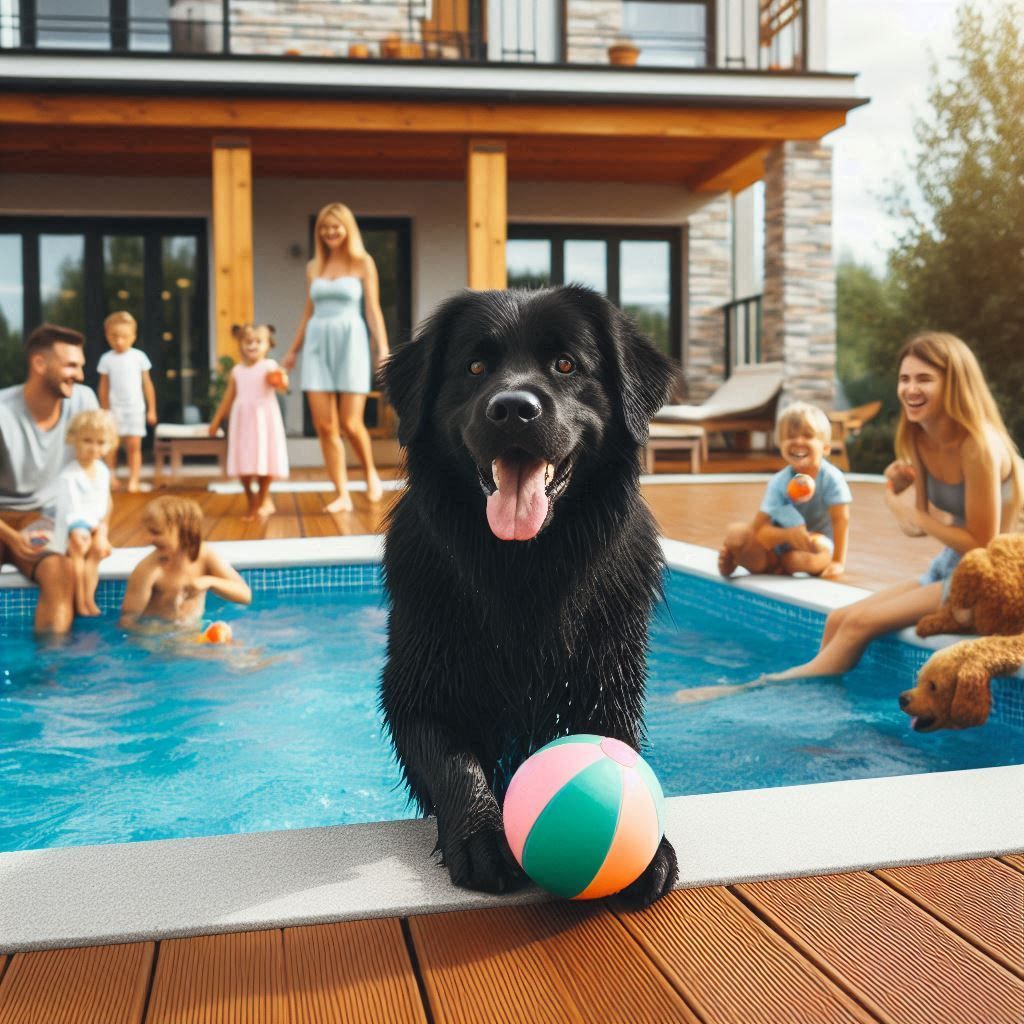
[211,137,254,360]
[466,139,507,289]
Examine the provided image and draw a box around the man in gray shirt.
[0,324,99,633]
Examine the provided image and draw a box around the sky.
[827,0,1000,272]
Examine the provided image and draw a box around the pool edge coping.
[1,534,1022,952]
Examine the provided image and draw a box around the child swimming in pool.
[718,402,851,580]
[120,496,251,630]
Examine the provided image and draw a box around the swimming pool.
[2,546,1022,854]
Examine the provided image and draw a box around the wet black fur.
[380,286,679,904]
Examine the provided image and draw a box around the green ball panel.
[521,756,623,898]
[536,734,604,754]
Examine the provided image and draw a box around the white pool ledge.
[1,534,1021,952]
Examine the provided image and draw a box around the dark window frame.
[507,222,684,362]
[0,214,208,422]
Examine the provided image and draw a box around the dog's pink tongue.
[486,457,549,541]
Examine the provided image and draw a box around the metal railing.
[723,293,762,375]
[1,1,808,72]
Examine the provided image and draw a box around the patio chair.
[652,361,784,451]
[828,399,882,467]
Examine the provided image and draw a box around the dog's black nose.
[486,390,542,425]
[899,693,911,708]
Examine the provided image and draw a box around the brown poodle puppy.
[899,635,1024,732]
[916,534,1024,638]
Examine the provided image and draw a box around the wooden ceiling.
[0,93,849,192]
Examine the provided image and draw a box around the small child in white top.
[53,409,117,617]
[97,310,157,493]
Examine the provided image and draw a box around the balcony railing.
[723,293,762,375]
[0,1,808,72]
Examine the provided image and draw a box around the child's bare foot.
[110,478,124,492]
[717,545,737,578]
[127,480,141,494]
[257,500,276,518]
[366,474,384,503]
[326,493,354,514]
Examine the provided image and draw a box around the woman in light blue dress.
[283,203,390,513]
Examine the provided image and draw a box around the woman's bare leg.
[767,580,944,680]
[125,436,143,492]
[307,391,352,513]
[339,393,383,502]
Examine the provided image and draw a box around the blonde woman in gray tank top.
[766,332,1022,682]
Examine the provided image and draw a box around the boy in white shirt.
[97,311,157,492]
[53,409,117,616]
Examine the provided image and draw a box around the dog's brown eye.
[929,681,937,692]
[555,356,576,375]
[468,360,486,377]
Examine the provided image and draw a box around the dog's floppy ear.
[567,285,677,444]
[383,291,474,447]
[950,666,992,728]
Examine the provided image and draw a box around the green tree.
[887,1,1024,444]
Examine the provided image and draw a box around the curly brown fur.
[916,534,1024,637]
[380,286,679,906]
[900,635,1024,731]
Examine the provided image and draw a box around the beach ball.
[787,473,816,503]
[503,734,665,900]
[201,621,232,644]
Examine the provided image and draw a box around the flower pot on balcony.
[348,42,370,59]
[169,0,224,54]
[608,42,641,66]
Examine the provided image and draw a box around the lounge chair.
[652,361,784,451]
[828,399,882,468]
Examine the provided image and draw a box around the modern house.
[0,0,864,440]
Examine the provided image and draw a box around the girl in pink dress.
[209,324,290,519]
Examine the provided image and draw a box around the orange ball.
[267,369,287,390]
[787,473,816,503]
[202,621,233,645]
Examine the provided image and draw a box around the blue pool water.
[1,568,1021,852]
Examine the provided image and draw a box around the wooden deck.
[3,473,1018,1023]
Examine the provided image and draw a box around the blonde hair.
[142,496,203,561]
[895,331,1023,516]
[311,203,367,278]
[775,401,832,449]
[104,310,137,331]
[66,408,118,448]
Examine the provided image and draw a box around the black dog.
[380,285,678,905]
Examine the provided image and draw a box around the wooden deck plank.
[736,872,1024,1024]
[999,854,1024,874]
[409,902,698,1023]
[283,919,427,1024]
[0,943,153,1024]
[614,886,876,1023]
[146,931,287,1023]
[875,859,1024,976]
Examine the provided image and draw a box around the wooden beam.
[0,94,851,143]
[211,138,253,361]
[466,139,507,290]
[688,142,773,193]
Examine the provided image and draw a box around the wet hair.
[311,202,367,278]
[24,323,85,360]
[142,496,204,561]
[104,310,137,331]
[775,401,832,449]
[894,331,1023,516]
[66,408,118,449]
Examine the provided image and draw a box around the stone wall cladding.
[685,193,732,401]
[566,0,622,64]
[762,141,836,410]
[225,0,428,57]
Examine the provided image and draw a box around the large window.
[622,0,713,68]
[15,0,174,50]
[0,217,208,423]
[507,224,683,359]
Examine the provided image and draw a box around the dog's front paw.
[444,826,527,895]
[618,836,678,908]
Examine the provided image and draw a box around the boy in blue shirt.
[718,402,851,580]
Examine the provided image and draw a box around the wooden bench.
[153,426,227,482]
[643,423,708,474]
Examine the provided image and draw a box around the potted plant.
[607,37,641,66]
